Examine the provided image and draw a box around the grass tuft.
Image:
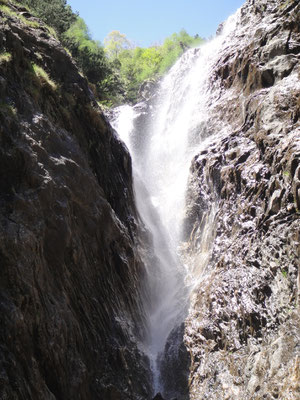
[45,25,58,39]
[0,4,40,28]
[0,51,12,64]
[281,269,288,278]
[32,63,57,90]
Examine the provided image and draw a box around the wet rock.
[261,68,275,88]
[153,393,165,400]
[183,0,300,399]
[216,22,224,36]
[268,189,282,214]
[138,79,160,102]
[158,323,190,400]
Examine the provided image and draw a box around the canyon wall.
[183,0,300,398]
[0,2,152,399]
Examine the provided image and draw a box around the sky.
[66,0,246,47]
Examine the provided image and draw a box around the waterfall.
[111,9,240,396]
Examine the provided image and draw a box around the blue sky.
[66,0,245,47]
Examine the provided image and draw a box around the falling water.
[111,10,240,395]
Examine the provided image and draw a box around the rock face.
[158,323,190,400]
[183,0,300,399]
[0,2,152,399]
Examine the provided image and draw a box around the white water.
[112,11,239,394]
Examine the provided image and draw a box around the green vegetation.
[0,51,12,63]
[62,17,122,102]
[281,269,288,278]
[0,3,40,27]
[0,4,16,15]
[17,0,205,105]
[112,30,204,102]
[279,0,293,10]
[104,30,133,59]
[22,0,76,35]
[32,63,57,89]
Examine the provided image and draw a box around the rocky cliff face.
[183,0,300,398]
[0,2,152,399]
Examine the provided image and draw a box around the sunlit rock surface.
[0,2,152,399]
[184,0,300,398]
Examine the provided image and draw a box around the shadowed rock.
[0,2,152,399]
[153,393,165,400]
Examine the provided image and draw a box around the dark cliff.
[0,1,151,399]
[183,0,300,398]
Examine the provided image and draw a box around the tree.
[104,31,133,59]
[23,0,206,105]
[21,1,126,104]
[110,30,205,103]
[63,18,110,82]
[23,0,77,35]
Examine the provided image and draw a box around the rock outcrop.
[183,0,300,398]
[0,1,152,399]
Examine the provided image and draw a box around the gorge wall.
[183,0,300,399]
[0,1,152,399]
